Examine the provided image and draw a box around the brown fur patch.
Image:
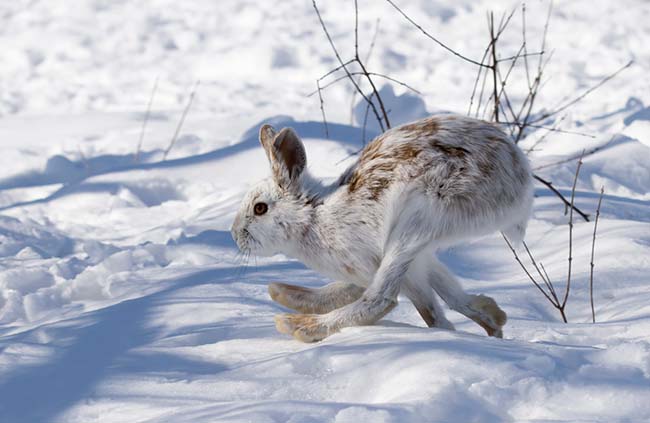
[486,135,509,145]
[347,133,425,200]
[414,304,436,328]
[400,117,440,136]
[429,139,470,159]
[343,264,356,275]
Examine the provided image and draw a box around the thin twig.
[385,0,489,67]
[562,151,585,310]
[530,60,634,125]
[350,18,381,125]
[590,186,604,323]
[512,2,553,143]
[135,76,159,162]
[497,51,544,62]
[523,240,559,303]
[163,80,199,160]
[316,59,357,82]
[521,2,532,90]
[533,173,590,222]
[316,79,329,138]
[502,234,556,305]
[312,0,387,131]
[353,0,391,129]
[308,72,420,96]
[533,134,617,170]
[524,115,568,154]
[362,92,374,145]
[498,121,596,139]
[489,12,500,122]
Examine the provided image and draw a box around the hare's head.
[231,124,313,256]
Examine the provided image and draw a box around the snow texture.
[0,0,649,422]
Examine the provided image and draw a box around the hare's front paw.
[274,313,335,342]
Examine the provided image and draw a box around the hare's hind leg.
[269,281,365,314]
[414,253,507,338]
[402,277,455,330]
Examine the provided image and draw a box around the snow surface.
[0,0,649,422]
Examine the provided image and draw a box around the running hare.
[231,115,533,342]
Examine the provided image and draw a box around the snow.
[1,0,649,421]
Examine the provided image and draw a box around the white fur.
[231,114,533,341]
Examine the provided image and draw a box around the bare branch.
[498,121,596,139]
[135,76,159,163]
[533,134,617,170]
[384,0,489,68]
[489,12,500,122]
[523,240,560,304]
[353,0,391,129]
[350,18,381,125]
[316,59,357,82]
[562,151,585,309]
[316,79,329,138]
[163,80,199,161]
[309,72,420,96]
[530,60,634,125]
[590,186,604,323]
[502,234,557,305]
[312,0,387,131]
[533,174,590,222]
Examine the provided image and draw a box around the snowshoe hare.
[231,114,533,342]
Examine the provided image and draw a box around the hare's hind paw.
[469,295,507,338]
[274,313,335,342]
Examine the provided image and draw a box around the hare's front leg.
[268,281,365,314]
[275,252,404,342]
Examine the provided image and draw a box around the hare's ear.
[259,124,306,189]
[259,124,277,160]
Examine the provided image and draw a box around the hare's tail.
[502,218,528,246]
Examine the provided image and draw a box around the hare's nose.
[230,215,242,243]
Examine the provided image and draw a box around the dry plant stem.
[349,18,380,125]
[530,60,634,126]
[385,0,488,67]
[353,0,390,129]
[533,174,590,222]
[502,234,556,305]
[533,134,617,171]
[312,0,389,131]
[163,80,199,161]
[503,235,568,323]
[309,72,420,96]
[521,3,531,89]
[511,2,553,143]
[524,115,568,154]
[316,79,329,138]
[523,240,559,303]
[501,121,596,140]
[135,76,159,163]
[489,12,500,122]
[590,187,604,323]
[562,152,584,311]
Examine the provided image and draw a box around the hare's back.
[344,115,531,207]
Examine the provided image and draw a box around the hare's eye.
[253,202,268,216]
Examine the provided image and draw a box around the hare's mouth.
[236,228,261,252]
